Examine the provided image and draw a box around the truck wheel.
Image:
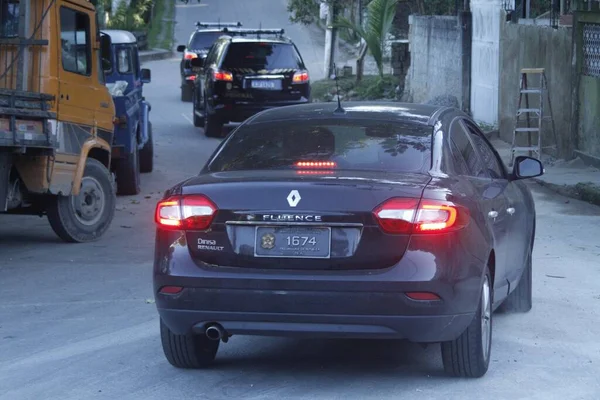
[116,145,141,195]
[181,85,193,102]
[140,122,154,173]
[47,158,116,243]
[204,100,222,138]
[192,90,204,127]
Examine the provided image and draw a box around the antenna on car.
[332,62,345,114]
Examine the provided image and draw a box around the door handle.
[488,210,498,219]
[507,207,515,215]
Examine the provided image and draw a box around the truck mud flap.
[138,100,151,150]
[0,152,10,212]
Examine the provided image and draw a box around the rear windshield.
[206,119,433,173]
[222,42,303,70]
[190,31,224,49]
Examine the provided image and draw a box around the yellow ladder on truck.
[509,68,557,167]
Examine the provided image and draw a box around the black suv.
[176,22,242,102]
[190,28,311,137]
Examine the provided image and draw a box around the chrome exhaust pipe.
[205,324,224,341]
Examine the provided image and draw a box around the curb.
[139,50,174,63]
[484,129,600,208]
[532,179,600,207]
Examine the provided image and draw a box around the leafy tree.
[335,0,399,78]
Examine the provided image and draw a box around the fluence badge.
[261,233,276,250]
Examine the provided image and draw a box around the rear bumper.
[211,98,311,123]
[158,307,475,342]
[154,231,486,343]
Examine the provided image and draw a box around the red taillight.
[294,161,336,169]
[185,75,196,81]
[214,70,233,81]
[159,286,183,294]
[293,70,309,83]
[184,51,197,60]
[155,195,217,230]
[372,198,469,234]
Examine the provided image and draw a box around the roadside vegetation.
[96,0,175,50]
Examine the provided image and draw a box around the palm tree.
[334,0,398,80]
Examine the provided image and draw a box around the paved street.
[1,0,600,398]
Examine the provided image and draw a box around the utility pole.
[323,0,339,78]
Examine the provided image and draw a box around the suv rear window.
[206,119,433,173]
[222,42,303,70]
[190,31,225,50]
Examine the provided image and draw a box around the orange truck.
[0,0,117,242]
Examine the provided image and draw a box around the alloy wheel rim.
[481,275,492,362]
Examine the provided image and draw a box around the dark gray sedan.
[152,101,543,378]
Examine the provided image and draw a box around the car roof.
[101,30,137,44]
[228,36,292,44]
[245,101,456,127]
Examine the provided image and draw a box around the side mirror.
[100,33,112,70]
[190,57,204,68]
[141,68,151,83]
[512,156,544,180]
[177,45,186,52]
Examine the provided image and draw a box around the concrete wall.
[498,23,573,157]
[470,0,502,126]
[403,16,465,107]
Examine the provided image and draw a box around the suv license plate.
[250,80,281,90]
[254,226,331,258]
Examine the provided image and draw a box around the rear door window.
[449,119,487,178]
[190,31,224,50]
[222,42,303,70]
[206,119,433,173]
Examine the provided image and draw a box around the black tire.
[140,122,154,173]
[498,246,533,313]
[441,267,492,378]
[160,319,219,368]
[47,158,116,243]
[203,100,222,138]
[193,90,204,127]
[116,145,141,196]
[181,84,193,102]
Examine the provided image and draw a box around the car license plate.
[250,80,280,90]
[254,226,331,258]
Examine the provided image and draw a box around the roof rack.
[196,21,243,29]
[221,28,286,39]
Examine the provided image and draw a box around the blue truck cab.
[101,29,153,196]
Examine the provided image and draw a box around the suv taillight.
[372,198,470,234]
[155,195,217,231]
[184,51,198,60]
[292,70,309,83]
[213,70,233,81]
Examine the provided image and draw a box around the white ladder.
[509,68,557,167]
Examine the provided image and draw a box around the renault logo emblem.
[287,190,301,207]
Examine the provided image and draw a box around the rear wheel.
[160,319,219,368]
[441,267,492,378]
[181,84,193,102]
[140,122,154,173]
[203,99,222,138]
[115,145,141,195]
[47,158,116,243]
